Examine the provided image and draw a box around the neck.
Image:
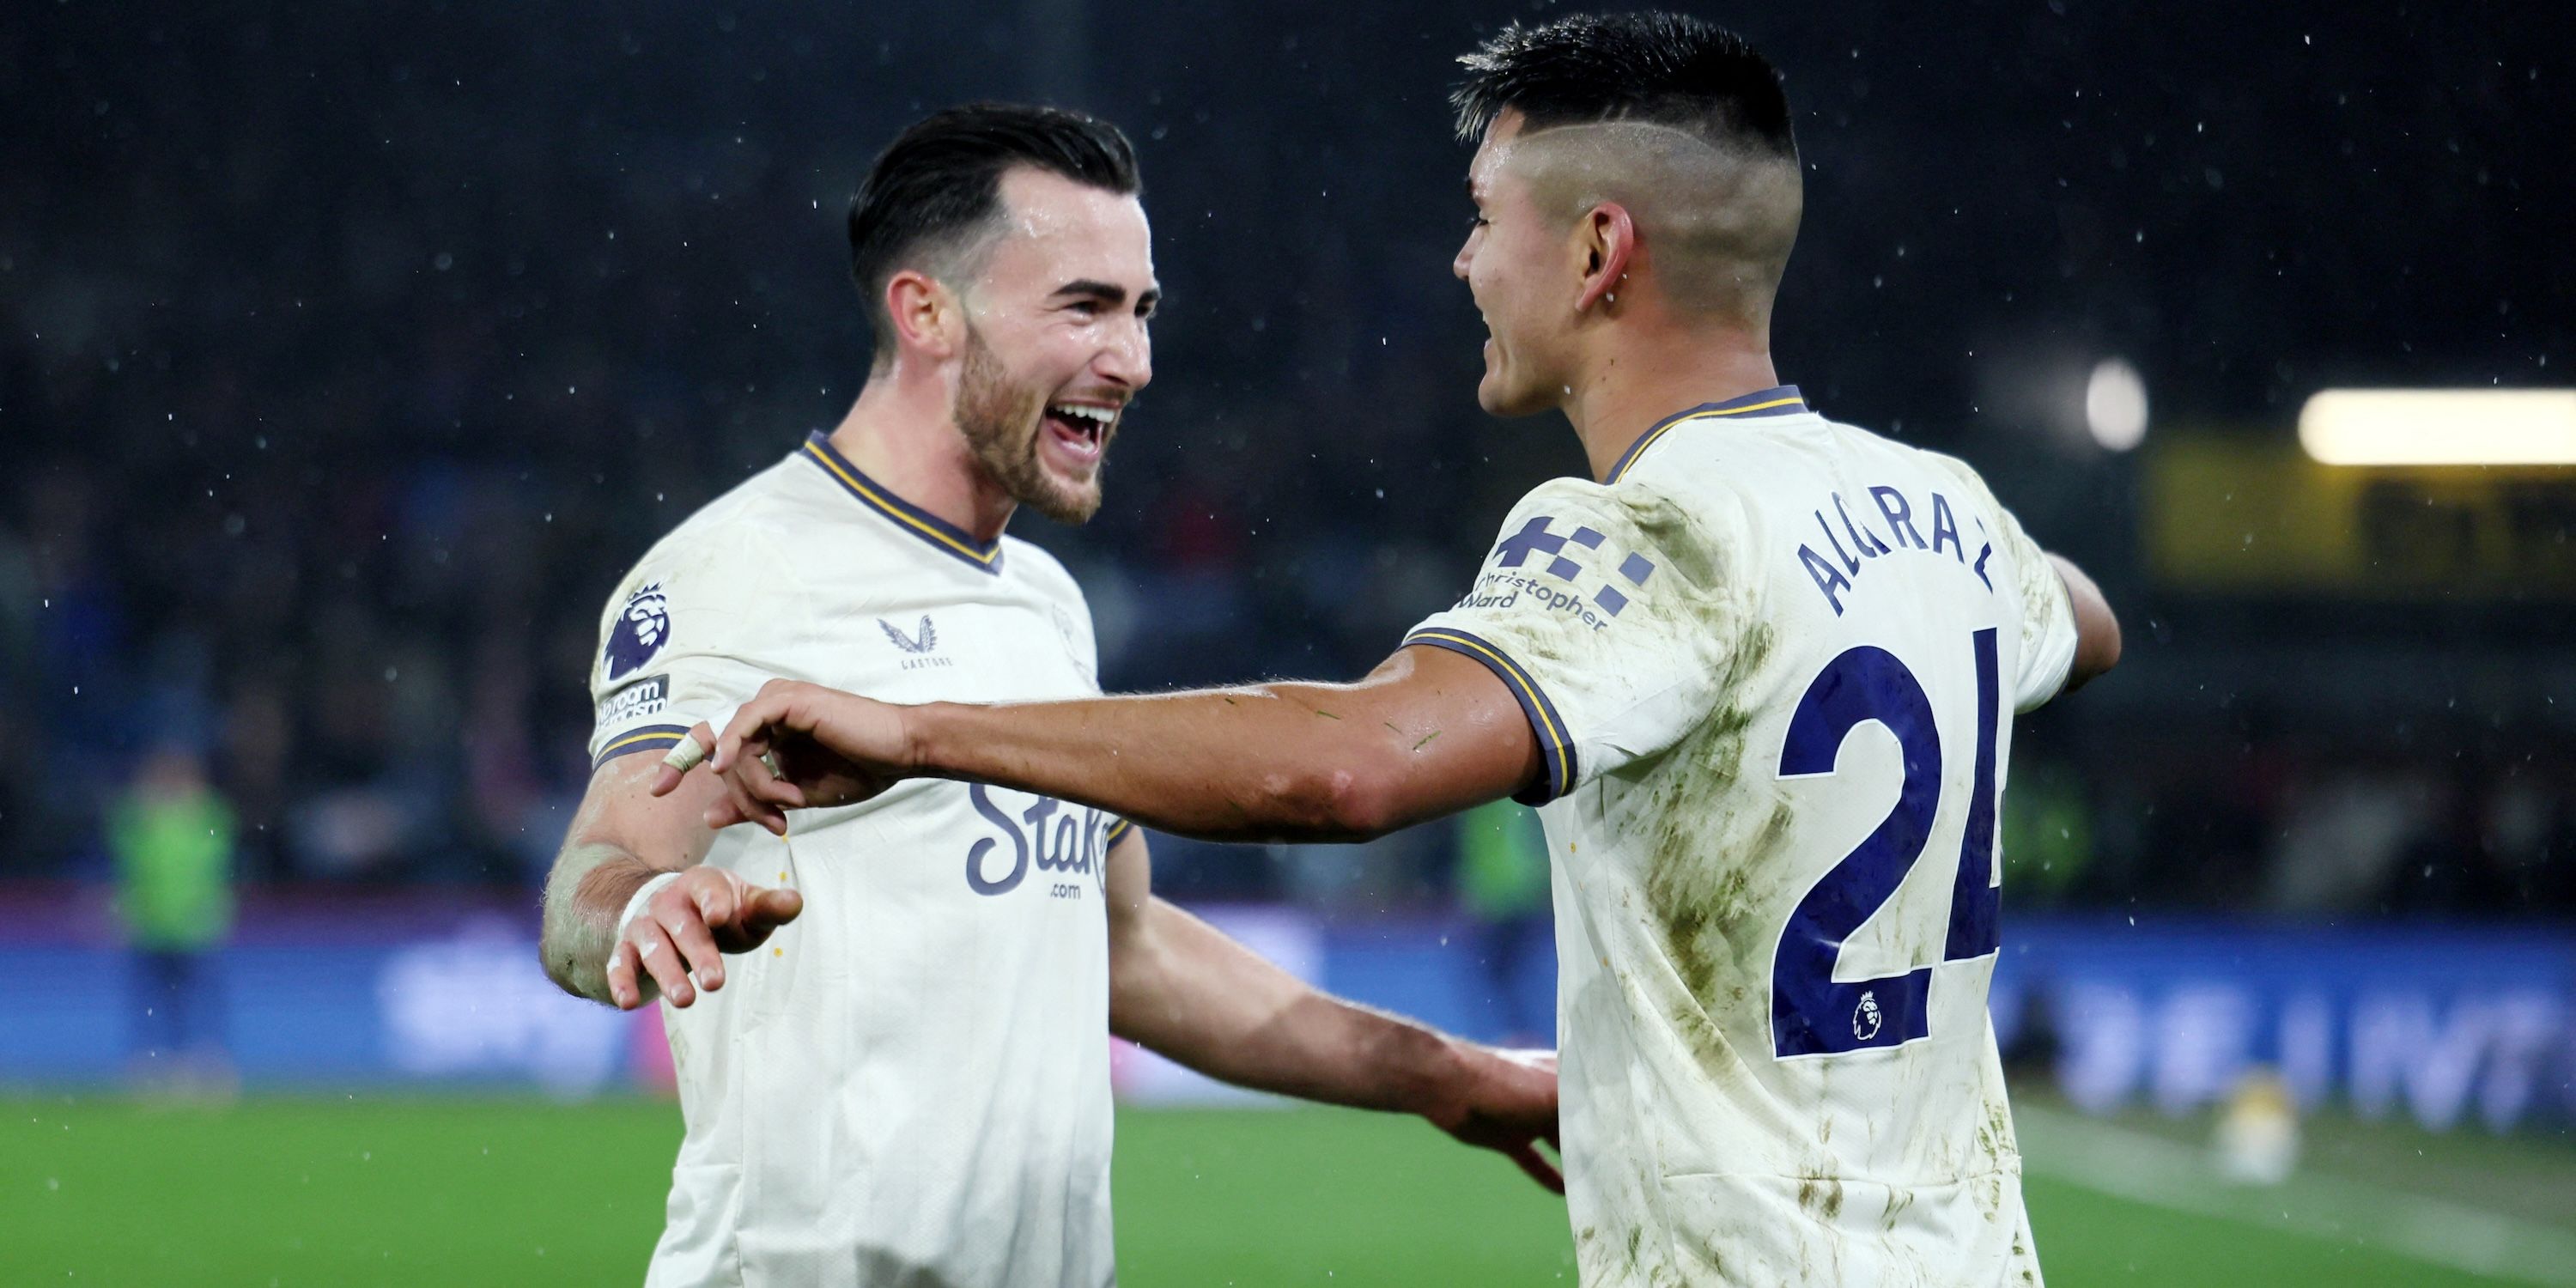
[824,363,1018,544]
[1561,321,1780,483]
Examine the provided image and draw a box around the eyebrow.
[1051,278,1161,311]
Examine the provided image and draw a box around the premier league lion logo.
[604,581,671,680]
[1852,989,1883,1042]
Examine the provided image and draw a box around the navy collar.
[799,432,1004,573]
[1604,386,1808,483]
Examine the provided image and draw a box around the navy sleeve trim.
[592,724,693,773]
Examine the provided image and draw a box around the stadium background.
[4,1,2572,1283]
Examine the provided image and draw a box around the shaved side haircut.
[1455,14,1802,325]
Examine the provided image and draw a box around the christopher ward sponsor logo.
[1464,515,1659,632]
[1455,570,1619,632]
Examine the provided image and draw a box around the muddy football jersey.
[1407,387,2077,1286]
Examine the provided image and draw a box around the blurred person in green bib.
[1456,798,1554,1046]
[110,744,238,1091]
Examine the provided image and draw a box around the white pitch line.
[2014,1104,2576,1287]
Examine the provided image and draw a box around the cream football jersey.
[1407,387,2078,1287]
[588,432,1133,1288]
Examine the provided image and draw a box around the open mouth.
[1042,402,1115,464]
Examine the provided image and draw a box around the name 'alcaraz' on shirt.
[1404,386,2075,1288]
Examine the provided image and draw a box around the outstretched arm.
[659,645,1542,844]
[1102,829,1561,1190]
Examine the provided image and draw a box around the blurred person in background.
[671,14,2123,1285]
[109,743,238,1093]
[1455,797,1552,1045]
[540,103,1557,1288]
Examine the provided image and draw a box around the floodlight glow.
[2085,358,2149,452]
[2298,389,2576,465]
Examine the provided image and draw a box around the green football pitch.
[5,1094,2571,1285]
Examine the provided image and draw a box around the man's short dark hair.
[846,103,1141,361]
[1452,12,1795,159]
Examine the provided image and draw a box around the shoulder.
[592,465,809,653]
[1906,445,2006,509]
[1507,471,1735,526]
[605,481,799,605]
[1552,465,1760,590]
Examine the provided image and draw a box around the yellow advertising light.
[2298,389,2576,466]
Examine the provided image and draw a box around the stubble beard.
[955,326,1105,525]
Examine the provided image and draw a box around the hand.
[602,866,804,1011]
[649,678,915,835]
[1428,1044,1564,1193]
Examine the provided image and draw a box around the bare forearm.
[1112,902,1467,1115]
[543,757,732,1004]
[1173,993,1468,1115]
[909,683,1420,842]
[902,645,1542,842]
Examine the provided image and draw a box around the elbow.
[2085,599,2124,679]
[1279,759,1406,842]
[2063,608,2122,694]
[536,931,580,998]
[2050,553,2122,691]
[535,882,577,996]
[535,908,598,1001]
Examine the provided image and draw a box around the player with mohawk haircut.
[665,14,2121,1285]
[1451,11,1798,149]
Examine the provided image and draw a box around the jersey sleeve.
[585,526,797,772]
[1403,477,1751,805]
[1927,454,2079,712]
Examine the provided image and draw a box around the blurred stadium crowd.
[5,2,2571,916]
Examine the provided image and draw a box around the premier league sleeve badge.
[604,580,673,681]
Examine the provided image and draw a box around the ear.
[884,270,966,361]
[1573,202,1637,314]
